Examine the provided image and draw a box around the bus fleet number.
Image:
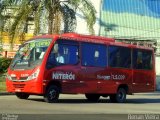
[111,74,125,80]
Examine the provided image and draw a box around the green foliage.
[0,75,6,92]
[0,57,12,73]
[0,47,2,52]
[2,0,96,50]
[5,0,96,35]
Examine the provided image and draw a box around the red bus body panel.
[6,33,156,95]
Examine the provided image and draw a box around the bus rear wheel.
[44,85,60,103]
[15,92,30,99]
[85,94,100,102]
[110,88,126,103]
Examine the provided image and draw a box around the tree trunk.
[48,0,61,34]
[48,10,54,34]
[53,10,61,34]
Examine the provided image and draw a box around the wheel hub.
[49,90,56,100]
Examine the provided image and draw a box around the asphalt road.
[0,92,160,120]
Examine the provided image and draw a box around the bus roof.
[60,33,115,43]
[26,33,153,51]
[61,33,153,51]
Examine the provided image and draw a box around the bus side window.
[133,49,152,70]
[46,47,56,69]
[109,46,131,68]
[81,43,107,67]
[60,44,79,65]
[143,52,152,70]
[46,41,79,69]
[56,45,65,64]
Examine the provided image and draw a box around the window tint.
[57,44,78,64]
[109,46,131,68]
[133,49,152,70]
[82,43,107,67]
[46,40,79,69]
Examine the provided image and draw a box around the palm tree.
[4,0,96,50]
[0,0,22,49]
[0,0,22,31]
[0,0,10,50]
[45,0,96,34]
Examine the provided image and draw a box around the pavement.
[1,94,160,114]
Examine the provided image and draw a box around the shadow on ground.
[27,97,160,104]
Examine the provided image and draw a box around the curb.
[0,92,15,96]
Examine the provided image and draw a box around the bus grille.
[20,77,28,80]
[11,77,17,80]
[13,84,25,89]
[11,77,28,81]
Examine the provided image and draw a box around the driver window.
[46,40,79,69]
[55,44,64,64]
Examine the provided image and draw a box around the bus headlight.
[27,68,40,81]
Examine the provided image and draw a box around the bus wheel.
[44,85,60,103]
[85,94,100,102]
[110,88,126,103]
[15,93,29,99]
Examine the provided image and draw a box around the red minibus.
[6,33,156,103]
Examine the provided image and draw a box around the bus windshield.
[10,38,52,70]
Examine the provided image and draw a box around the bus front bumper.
[6,79,43,94]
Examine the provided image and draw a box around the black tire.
[44,85,60,103]
[110,88,126,103]
[15,92,30,99]
[85,94,100,102]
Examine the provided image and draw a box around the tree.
[45,0,96,34]
[0,0,23,49]
[3,0,96,50]
[0,0,22,32]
